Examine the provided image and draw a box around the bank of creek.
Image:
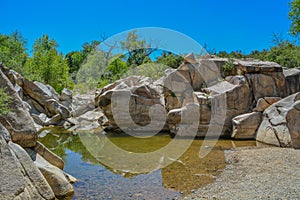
[38,127,259,199]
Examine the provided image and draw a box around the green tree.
[156,51,184,69]
[0,31,27,73]
[266,41,300,68]
[25,35,70,93]
[289,0,300,36]
[120,30,156,67]
[76,51,107,89]
[66,40,101,80]
[65,51,85,80]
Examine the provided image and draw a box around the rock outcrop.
[0,124,55,200]
[94,54,300,143]
[96,76,168,133]
[0,66,75,199]
[0,69,37,147]
[256,92,300,148]
[0,65,73,130]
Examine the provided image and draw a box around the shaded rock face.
[284,68,300,96]
[256,93,300,148]
[0,69,37,147]
[96,76,168,132]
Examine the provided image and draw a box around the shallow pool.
[38,127,257,199]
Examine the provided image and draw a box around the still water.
[38,127,257,200]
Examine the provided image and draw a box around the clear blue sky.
[0,0,292,54]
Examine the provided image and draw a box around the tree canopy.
[289,0,300,36]
[0,31,27,73]
[25,35,70,93]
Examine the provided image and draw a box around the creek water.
[38,127,257,200]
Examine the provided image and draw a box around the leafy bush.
[0,88,11,116]
[222,58,236,76]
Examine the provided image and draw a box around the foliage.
[216,39,300,69]
[127,62,170,81]
[222,58,236,76]
[156,51,184,69]
[217,50,244,59]
[120,30,156,67]
[76,51,107,89]
[289,0,300,36]
[65,40,100,80]
[266,40,300,68]
[0,31,27,73]
[24,35,70,93]
[0,88,11,116]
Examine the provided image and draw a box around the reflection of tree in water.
[38,127,99,164]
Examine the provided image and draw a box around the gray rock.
[256,92,300,148]
[232,112,262,139]
[96,76,168,133]
[283,68,300,96]
[33,142,64,169]
[9,142,56,200]
[254,97,282,112]
[0,70,37,147]
[35,154,74,200]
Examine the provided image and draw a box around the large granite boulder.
[33,142,64,170]
[35,154,74,200]
[0,124,55,200]
[254,97,282,112]
[284,68,300,96]
[163,53,222,111]
[205,76,253,135]
[0,70,37,147]
[96,76,168,133]
[256,92,300,148]
[0,65,73,128]
[72,93,95,117]
[238,60,286,101]
[231,112,262,139]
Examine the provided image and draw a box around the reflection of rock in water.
[161,140,257,195]
[39,128,258,198]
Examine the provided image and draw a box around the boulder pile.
[96,53,300,148]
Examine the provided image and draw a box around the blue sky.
[0,0,293,54]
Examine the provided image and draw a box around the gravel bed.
[184,147,300,200]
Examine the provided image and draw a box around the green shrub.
[0,88,11,116]
[222,58,236,76]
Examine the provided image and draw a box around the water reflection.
[38,127,257,199]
